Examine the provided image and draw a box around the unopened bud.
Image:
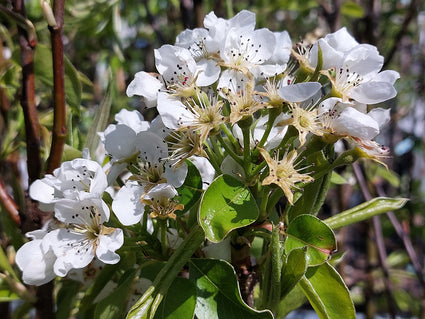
[41,1,57,27]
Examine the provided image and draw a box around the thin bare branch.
[12,0,42,186]
[45,0,66,174]
[0,179,21,225]
[353,162,397,319]
[383,0,418,68]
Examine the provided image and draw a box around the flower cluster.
[16,9,398,289]
[16,158,123,285]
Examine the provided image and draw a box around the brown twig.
[45,0,66,174]
[383,0,418,68]
[375,184,425,293]
[353,162,397,319]
[0,179,21,225]
[12,0,42,186]
[318,0,341,32]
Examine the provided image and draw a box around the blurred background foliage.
[1,0,425,318]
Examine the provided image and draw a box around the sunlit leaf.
[299,263,355,319]
[189,259,273,319]
[281,247,308,299]
[199,175,259,243]
[285,215,336,266]
[153,277,196,319]
[324,197,408,230]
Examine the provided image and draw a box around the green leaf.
[64,55,83,110]
[95,268,138,319]
[330,171,349,185]
[34,44,82,110]
[0,246,19,282]
[199,175,259,243]
[341,1,365,18]
[299,263,355,319]
[276,284,306,318]
[324,197,408,230]
[285,215,336,266]
[281,247,308,299]
[175,161,203,216]
[56,280,81,319]
[153,277,196,319]
[84,89,112,157]
[189,259,273,319]
[0,279,19,302]
[61,144,83,162]
[79,263,121,314]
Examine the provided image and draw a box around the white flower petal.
[350,81,397,104]
[145,183,178,200]
[104,124,137,159]
[157,92,194,130]
[375,70,400,85]
[54,197,109,224]
[164,161,188,188]
[368,108,391,129]
[195,58,221,86]
[45,229,95,276]
[112,182,145,226]
[126,71,163,108]
[29,179,55,205]
[16,240,56,286]
[96,228,123,264]
[334,106,380,139]
[278,82,322,102]
[115,109,150,133]
[189,156,215,190]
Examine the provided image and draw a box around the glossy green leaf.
[285,215,336,266]
[199,175,259,243]
[175,161,203,216]
[276,284,306,319]
[281,247,308,299]
[95,268,138,319]
[189,259,273,319]
[299,263,355,319]
[153,277,196,319]
[324,197,408,230]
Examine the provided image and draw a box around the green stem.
[210,135,224,158]
[204,142,221,173]
[248,160,267,180]
[266,188,284,216]
[220,123,240,152]
[257,108,281,149]
[241,125,253,176]
[159,219,168,258]
[267,225,282,315]
[127,225,205,319]
[258,186,270,222]
[216,133,244,167]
